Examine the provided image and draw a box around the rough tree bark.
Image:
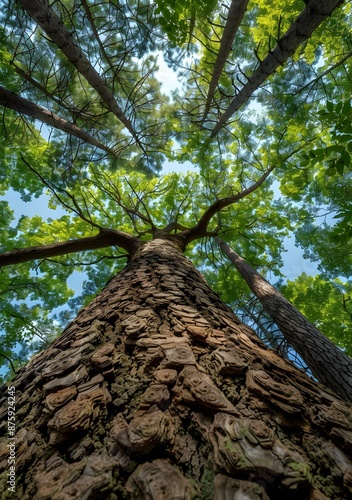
[216,238,352,402]
[0,238,352,499]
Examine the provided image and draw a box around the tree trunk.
[0,86,116,156]
[211,0,344,136]
[17,0,138,142]
[216,237,352,402]
[0,238,352,499]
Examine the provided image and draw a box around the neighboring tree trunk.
[211,0,344,136]
[17,0,139,143]
[216,237,352,402]
[0,238,352,499]
[0,86,116,156]
[202,0,249,120]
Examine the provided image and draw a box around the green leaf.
[335,161,345,176]
[342,100,352,116]
[326,167,337,176]
[340,150,351,168]
[326,101,334,112]
[335,101,343,114]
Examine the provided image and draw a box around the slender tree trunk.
[0,238,352,499]
[216,237,352,402]
[202,0,249,120]
[17,0,139,142]
[0,86,116,156]
[211,0,344,136]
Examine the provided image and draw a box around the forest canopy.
[0,0,352,380]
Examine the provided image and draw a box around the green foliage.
[303,99,352,177]
[249,0,303,60]
[295,219,352,280]
[0,29,21,92]
[155,0,217,45]
[280,274,352,357]
[300,99,352,243]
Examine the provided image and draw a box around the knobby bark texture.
[0,239,352,499]
[216,238,352,402]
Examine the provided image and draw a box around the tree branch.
[181,164,275,245]
[0,351,16,374]
[295,50,352,95]
[0,230,140,267]
[0,86,116,155]
[202,0,249,121]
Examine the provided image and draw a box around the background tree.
[215,237,352,399]
[1,0,352,498]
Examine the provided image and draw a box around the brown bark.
[0,230,139,267]
[0,238,352,499]
[202,0,249,120]
[0,86,116,156]
[16,0,139,142]
[211,0,344,136]
[216,237,352,402]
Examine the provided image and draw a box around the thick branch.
[202,0,249,120]
[181,164,275,245]
[211,0,344,136]
[0,86,115,155]
[216,237,352,402]
[17,0,140,143]
[0,230,140,267]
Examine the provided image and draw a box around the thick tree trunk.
[216,237,352,402]
[0,238,352,499]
